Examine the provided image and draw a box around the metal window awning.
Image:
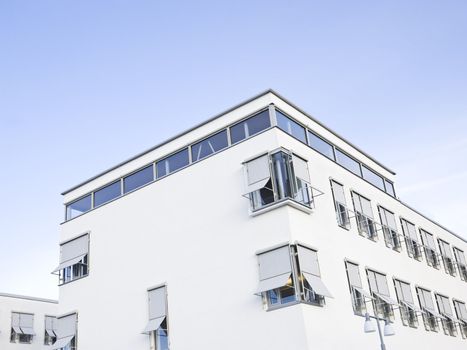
[52,254,86,273]
[12,326,22,334]
[142,316,165,335]
[243,178,271,196]
[401,301,422,313]
[256,274,291,294]
[442,313,459,323]
[303,272,333,298]
[374,292,398,306]
[45,329,56,337]
[20,327,36,335]
[52,336,74,350]
[353,286,373,299]
[423,308,446,320]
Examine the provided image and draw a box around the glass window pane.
[335,149,362,176]
[66,194,92,220]
[156,148,189,178]
[276,111,306,143]
[385,179,396,197]
[191,130,228,162]
[308,131,335,160]
[123,165,154,193]
[362,166,385,191]
[94,181,121,207]
[230,110,271,144]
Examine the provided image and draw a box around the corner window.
[362,166,385,191]
[44,316,57,345]
[243,150,312,212]
[66,194,92,220]
[276,110,307,143]
[344,261,371,315]
[438,239,456,276]
[123,165,154,193]
[54,313,77,350]
[420,229,440,269]
[53,234,89,285]
[351,192,377,240]
[10,312,35,344]
[393,279,419,328]
[191,130,228,162]
[330,180,350,229]
[416,287,442,332]
[230,109,271,144]
[308,131,335,160]
[435,294,458,337]
[366,269,397,321]
[142,285,169,350]
[453,300,467,339]
[400,219,423,260]
[378,206,401,251]
[384,180,396,197]
[453,247,467,281]
[156,148,189,178]
[335,149,361,176]
[256,244,332,310]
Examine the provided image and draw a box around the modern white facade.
[56,90,467,350]
[0,293,58,350]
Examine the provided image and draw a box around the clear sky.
[1,1,466,300]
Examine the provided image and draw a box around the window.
[276,110,307,143]
[438,239,456,276]
[435,294,458,336]
[10,312,35,344]
[66,194,92,220]
[384,180,396,197]
[416,287,442,332]
[256,244,332,310]
[230,109,271,144]
[330,180,350,229]
[393,279,419,328]
[362,166,385,191]
[53,313,77,350]
[243,150,312,211]
[156,148,189,178]
[453,300,467,339]
[53,233,89,285]
[378,207,401,251]
[142,286,169,350]
[366,269,397,321]
[344,261,371,315]
[94,180,121,207]
[335,149,361,176]
[44,316,57,345]
[420,229,440,269]
[400,219,423,260]
[191,130,228,162]
[351,192,377,240]
[308,131,335,160]
[123,165,154,193]
[454,247,467,281]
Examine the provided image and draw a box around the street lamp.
[363,312,395,350]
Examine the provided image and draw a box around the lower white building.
[55,90,467,349]
[0,293,58,350]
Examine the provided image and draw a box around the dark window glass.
[156,319,169,350]
[385,180,396,197]
[362,166,385,191]
[123,165,154,193]
[156,148,189,178]
[271,151,294,199]
[276,111,306,143]
[308,131,335,160]
[191,130,228,162]
[335,149,362,176]
[94,181,121,207]
[66,194,92,220]
[230,110,271,144]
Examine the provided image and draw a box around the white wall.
[0,294,58,350]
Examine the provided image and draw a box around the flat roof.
[0,292,58,304]
[61,89,396,195]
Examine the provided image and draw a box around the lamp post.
[363,312,395,350]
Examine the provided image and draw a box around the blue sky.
[1,1,466,299]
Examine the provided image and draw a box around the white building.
[56,90,467,350]
[0,293,58,349]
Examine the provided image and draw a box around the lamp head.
[364,313,376,333]
[383,320,395,336]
